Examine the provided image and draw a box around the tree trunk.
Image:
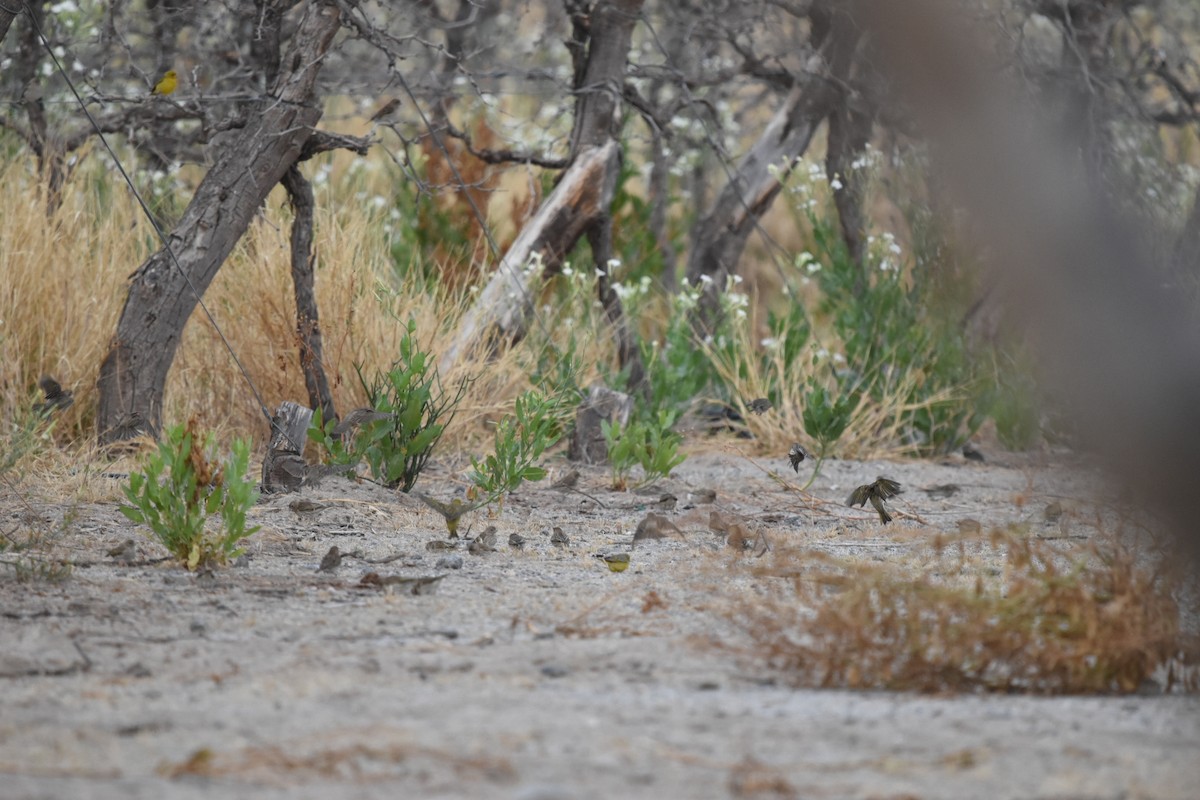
[683,70,836,333]
[440,140,620,370]
[816,6,871,292]
[281,164,336,424]
[96,0,341,442]
[0,3,19,43]
[440,0,643,373]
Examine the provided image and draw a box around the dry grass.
[0,147,610,461]
[718,526,1197,694]
[701,304,966,459]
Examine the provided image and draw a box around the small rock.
[540,664,569,679]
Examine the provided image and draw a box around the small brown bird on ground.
[747,398,773,415]
[654,493,677,512]
[787,443,810,473]
[923,483,960,499]
[552,469,580,490]
[289,498,328,515]
[34,375,74,415]
[468,525,498,555]
[508,533,526,549]
[318,545,342,572]
[413,492,486,539]
[550,526,570,548]
[633,512,685,544]
[265,449,308,493]
[107,539,137,562]
[847,477,903,524]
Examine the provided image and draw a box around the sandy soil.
[2,447,1198,799]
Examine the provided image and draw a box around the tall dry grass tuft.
[0,148,612,461]
[701,302,966,459]
[717,527,1197,694]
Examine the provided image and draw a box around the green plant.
[0,511,74,583]
[602,409,686,490]
[120,420,259,571]
[784,176,985,456]
[0,406,72,582]
[470,386,576,503]
[352,319,467,491]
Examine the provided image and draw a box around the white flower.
[830,177,843,191]
[699,274,713,285]
[760,337,779,349]
[607,258,622,270]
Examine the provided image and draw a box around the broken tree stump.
[568,384,633,465]
[261,401,313,494]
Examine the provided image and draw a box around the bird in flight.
[847,477,903,524]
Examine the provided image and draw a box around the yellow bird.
[603,553,630,573]
[151,69,178,96]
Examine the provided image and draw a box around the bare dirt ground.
[2,446,1198,800]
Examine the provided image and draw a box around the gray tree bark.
[96,0,342,442]
[683,69,836,332]
[440,0,644,374]
[281,164,336,424]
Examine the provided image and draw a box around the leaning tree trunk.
[440,141,621,370]
[0,3,19,43]
[683,74,835,333]
[96,0,341,442]
[440,0,644,375]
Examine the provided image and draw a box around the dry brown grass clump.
[0,149,610,455]
[724,527,1197,694]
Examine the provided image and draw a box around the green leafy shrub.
[602,409,686,489]
[470,387,575,503]
[351,319,467,492]
[120,420,259,570]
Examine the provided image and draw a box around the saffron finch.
[151,69,177,96]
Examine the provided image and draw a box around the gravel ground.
[2,448,1197,799]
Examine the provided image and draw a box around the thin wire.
[20,2,277,431]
